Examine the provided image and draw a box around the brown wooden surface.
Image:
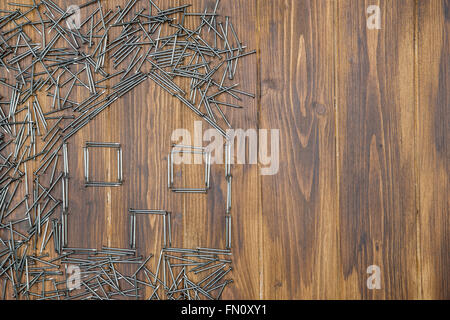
[1,0,448,299]
[259,0,338,299]
[336,0,418,299]
[417,0,449,300]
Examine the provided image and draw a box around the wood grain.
[336,0,418,299]
[258,0,338,299]
[417,0,449,300]
[1,0,449,300]
[203,0,260,300]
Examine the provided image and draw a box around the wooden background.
[1,0,448,299]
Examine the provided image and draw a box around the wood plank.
[170,0,260,299]
[417,0,449,300]
[99,0,186,299]
[214,0,260,300]
[259,0,338,299]
[336,0,418,299]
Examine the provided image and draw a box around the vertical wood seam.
[333,0,341,299]
[413,0,423,300]
[255,0,264,300]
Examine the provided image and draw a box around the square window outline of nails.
[168,145,211,193]
[83,142,123,187]
[128,209,172,249]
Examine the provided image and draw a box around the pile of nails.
[0,0,254,300]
